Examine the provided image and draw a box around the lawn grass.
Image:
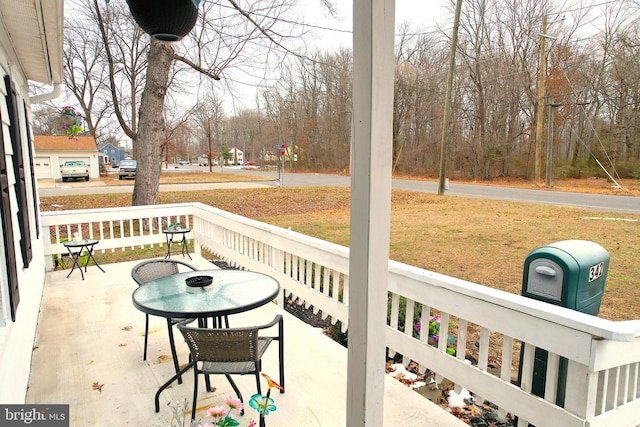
[41,185,640,321]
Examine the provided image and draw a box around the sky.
[224,0,452,111]
[298,0,451,49]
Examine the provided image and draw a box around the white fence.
[41,202,640,426]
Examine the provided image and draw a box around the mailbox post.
[519,240,609,406]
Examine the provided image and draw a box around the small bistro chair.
[131,259,197,378]
[177,314,285,420]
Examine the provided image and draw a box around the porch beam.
[347,0,395,425]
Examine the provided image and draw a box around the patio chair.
[177,314,285,420]
[131,259,197,375]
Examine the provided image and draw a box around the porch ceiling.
[0,0,64,84]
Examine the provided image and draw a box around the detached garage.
[33,135,101,180]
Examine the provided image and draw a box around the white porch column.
[347,0,395,425]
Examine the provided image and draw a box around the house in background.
[0,0,64,404]
[230,146,243,164]
[98,141,125,166]
[34,135,101,180]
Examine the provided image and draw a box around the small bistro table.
[162,228,192,260]
[131,269,280,412]
[63,239,105,280]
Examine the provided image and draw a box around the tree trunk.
[132,39,173,206]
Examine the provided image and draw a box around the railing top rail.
[390,260,638,342]
[192,202,350,270]
[41,203,194,224]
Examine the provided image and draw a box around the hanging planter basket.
[60,106,84,139]
[126,0,200,42]
[61,114,79,126]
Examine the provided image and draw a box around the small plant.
[416,315,455,356]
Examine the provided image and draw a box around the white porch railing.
[41,202,640,426]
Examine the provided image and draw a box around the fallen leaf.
[468,405,483,417]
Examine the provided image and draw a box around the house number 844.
[588,261,605,282]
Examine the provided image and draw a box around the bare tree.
[193,93,225,171]
[66,0,329,205]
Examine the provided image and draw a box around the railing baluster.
[435,312,450,385]
[456,318,467,363]
[388,293,400,361]
[138,218,144,248]
[612,366,621,409]
[292,254,299,281]
[498,334,513,419]
[99,221,105,253]
[314,262,321,293]
[307,259,313,287]
[403,298,415,365]
[620,364,629,405]
[632,362,640,399]
[128,219,134,249]
[545,351,560,403]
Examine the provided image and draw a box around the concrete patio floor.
[26,254,466,426]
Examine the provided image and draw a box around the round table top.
[63,239,99,247]
[132,269,280,319]
[163,228,190,234]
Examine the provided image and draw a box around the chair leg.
[279,319,285,392]
[143,314,149,361]
[205,373,212,392]
[191,367,199,420]
[166,318,182,384]
[255,372,262,395]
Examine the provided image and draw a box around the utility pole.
[437,0,463,195]
[546,100,561,187]
[534,15,548,185]
[207,116,213,172]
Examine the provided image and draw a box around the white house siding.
[0,24,48,403]
[34,156,52,178]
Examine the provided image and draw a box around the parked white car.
[60,161,89,182]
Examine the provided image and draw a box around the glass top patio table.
[132,269,280,319]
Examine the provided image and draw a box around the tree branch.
[171,53,221,80]
[93,0,136,140]
[225,0,305,60]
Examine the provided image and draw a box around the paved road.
[39,166,639,215]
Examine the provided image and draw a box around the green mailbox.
[520,240,609,406]
[522,239,609,314]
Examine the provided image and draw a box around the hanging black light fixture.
[126,0,200,42]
